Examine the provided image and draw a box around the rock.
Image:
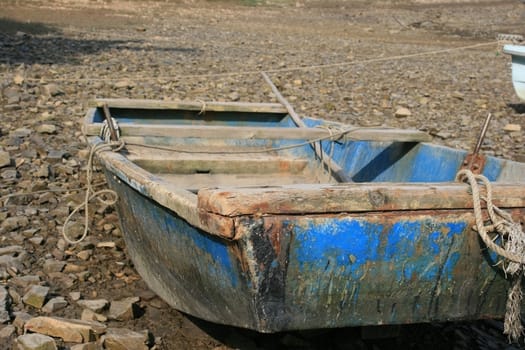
[70,343,101,350]
[503,124,521,132]
[10,275,40,288]
[69,292,81,301]
[1,168,19,179]
[108,297,141,321]
[77,299,109,313]
[228,92,240,101]
[15,333,57,350]
[43,259,66,274]
[0,324,16,338]
[76,250,93,261]
[46,150,68,164]
[24,316,107,343]
[451,91,465,100]
[13,74,25,85]
[13,312,33,334]
[36,124,57,134]
[41,84,63,97]
[81,308,107,323]
[22,285,50,309]
[11,128,32,138]
[96,241,116,249]
[394,107,411,118]
[0,286,11,323]
[114,80,134,89]
[1,217,29,233]
[0,151,10,168]
[0,245,27,270]
[103,328,150,350]
[42,297,68,313]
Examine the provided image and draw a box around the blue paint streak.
[294,219,383,280]
[292,218,468,285]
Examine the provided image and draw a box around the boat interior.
[85,100,525,194]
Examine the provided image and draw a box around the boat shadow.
[507,103,525,114]
[183,314,515,350]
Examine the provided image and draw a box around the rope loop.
[62,140,124,245]
[457,169,525,342]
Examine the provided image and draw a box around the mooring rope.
[62,140,124,244]
[456,169,525,342]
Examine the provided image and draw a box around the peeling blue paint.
[291,218,467,284]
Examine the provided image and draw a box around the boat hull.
[504,44,525,101]
[106,170,518,332]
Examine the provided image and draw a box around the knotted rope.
[456,169,525,342]
[62,140,124,244]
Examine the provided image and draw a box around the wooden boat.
[504,44,525,101]
[84,98,525,333]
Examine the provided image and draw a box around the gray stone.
[1,217,29,233]
[77,299,109,313]
[15,333,57,350]
[0,151,10,168]
[69,292,81,301]
[103,328,149,350]
[42,297,68,313]
[10,275,40,288]
[43,259,66,274]
[13,312,33,334]
[36,124,57,134]
[0,324,16,338]
[114,80,135,89]
[41,84,63,97]
[394,107,411,118]
[22,285,49,309]
[34,164,50,178]
[11,128,32,138]
[46,150,68,164]
[0,286,11,323]
[108,297,141,321]
[81,308,107,323]
[1,168,18,179]
[0,245,27,270]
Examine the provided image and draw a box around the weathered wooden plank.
[90,98,288,114]
[197,182,525,216]
[157,173,320,190]
[132,156,309,175]
[84,123,431,142]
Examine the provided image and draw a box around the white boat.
[503,44,525,101]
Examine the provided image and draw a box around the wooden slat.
[157,173,320,190]
[132,156,309,175]
[84,123,432,142]
[90,98,288,114]
[197,183,525,216]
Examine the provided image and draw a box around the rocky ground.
[1,0,525,349]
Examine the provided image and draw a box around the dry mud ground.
[1,0,525,349]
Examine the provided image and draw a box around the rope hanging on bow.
[456,169,525,342]
[62,140,124,244]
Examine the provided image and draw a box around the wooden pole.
[261,72,352,182]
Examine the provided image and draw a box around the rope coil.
[456,169,525,342]
[62,140,124,245]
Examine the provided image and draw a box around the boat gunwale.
[503,44,525,58]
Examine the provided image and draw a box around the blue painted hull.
[87,100,525,332]
[107,173,515,331]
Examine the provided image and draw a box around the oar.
[261,72,352,183]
